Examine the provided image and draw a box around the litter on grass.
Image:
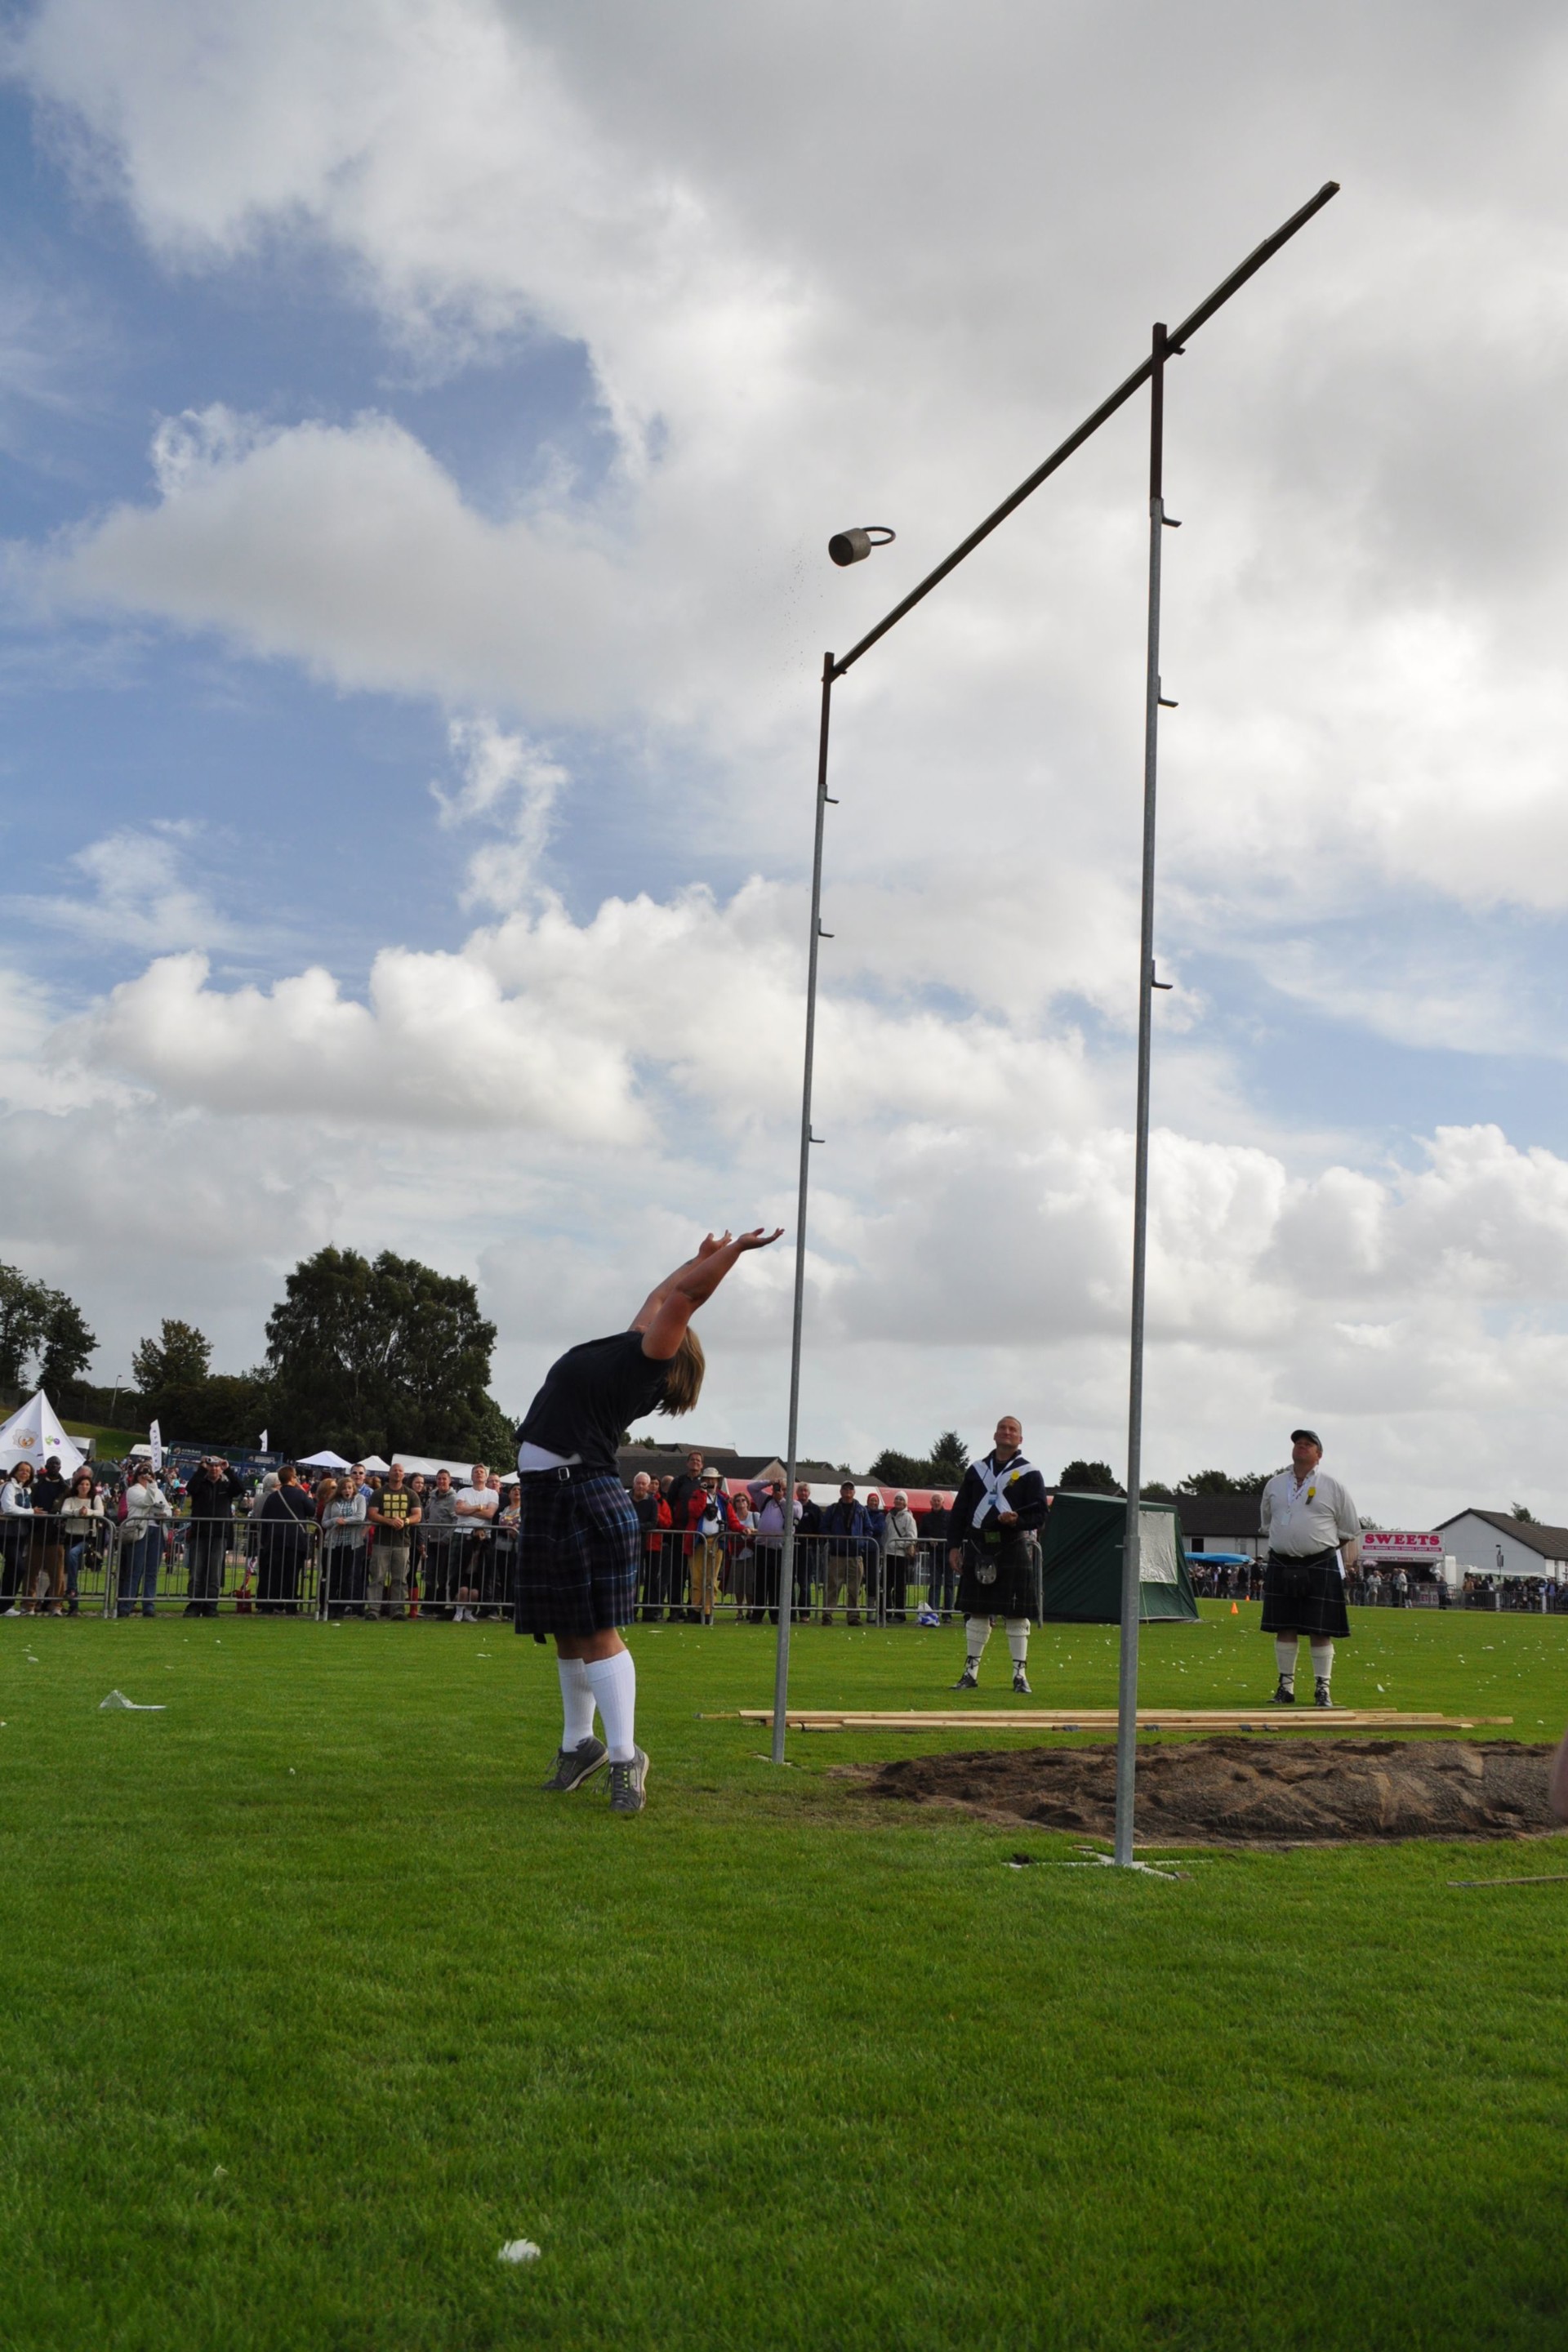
[98,1690,166,1711]
[498,2239,541,2265]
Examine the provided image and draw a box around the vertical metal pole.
[772,653,836,1764]
[1114,326,1169,1867]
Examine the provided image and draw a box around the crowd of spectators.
[626,1451,950,1624]
[9,1443,1565,1621]
[0,1452,517,1620]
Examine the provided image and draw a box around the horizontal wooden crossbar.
[734,1708,1512,1733]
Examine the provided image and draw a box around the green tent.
[1038,1491,1198,1623]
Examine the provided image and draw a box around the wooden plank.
[737,1708,1511,1733]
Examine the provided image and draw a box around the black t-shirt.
[668,1471,702,1525]
[517,1331,670,1473]
[33,1473,66,1527]
[188,1469,243,1523]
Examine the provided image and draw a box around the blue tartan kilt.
[513,1471,639,1637]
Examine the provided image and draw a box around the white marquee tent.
[0,1390,86,1477]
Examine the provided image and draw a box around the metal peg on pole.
[773,653,836,1765]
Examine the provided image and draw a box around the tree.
[265,1246,503,1459]
[36,1291,96,1394]
[1139,1481,1175,1502]
[1177,1468,1274,1496]
[870,1430,973,1486]
[0,1265,96,1395]
[1512,1502,1537,1523]
[869,1446,931,1486]
[0,1263,49,1388]
[1058,1459,1125,1495]
[929,1430,970,1481]
[132,1320,213,1402]
[181,1370,274,1450]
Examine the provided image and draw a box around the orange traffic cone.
[1230,1601,1239,1615]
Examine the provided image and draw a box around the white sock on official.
[584,1649,637,1762]
[964,1617,991,1668]
[1275,1634,1298,1688]
[558,1656,595,1749]
[1310,1637,1334,1687]
[1004,1619,1029,1664]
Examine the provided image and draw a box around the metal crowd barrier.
[0,1514,115,1616]
[1,1511,1065,1629]
[634,1531,970,1625]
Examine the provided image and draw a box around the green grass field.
[4,1602,1567,2351]
[60,1420,144,1457]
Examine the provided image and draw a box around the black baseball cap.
[1290,1428,1322,1448]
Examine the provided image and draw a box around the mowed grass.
[3,1603,1567,2352]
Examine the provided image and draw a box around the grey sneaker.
[608,1747,649,1814]
[1012,1666,1032,1695]
[1270,1679,1296,1705]
[1314,1679,1334,1708]
[953,1664,979,1690]
[542,1735,608,1793]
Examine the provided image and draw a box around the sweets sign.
[1361,1530,1442,1563]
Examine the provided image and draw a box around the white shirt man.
[1258,1430,1361,1708]
[452,1465,499,1622]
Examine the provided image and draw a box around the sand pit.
[853,1737,1561,1846]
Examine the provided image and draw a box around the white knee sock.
[1275,1635,1298,1688]
[557,1657,595,1749]
[964,1617,991,1668]
[584,1649,637,1762]
[1005,1619,1030,1664]
[1310,1637,1334,1687]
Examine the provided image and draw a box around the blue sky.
[4,0,1568,1524]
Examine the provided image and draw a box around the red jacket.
[683,1490,739,1553]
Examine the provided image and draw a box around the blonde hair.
[658,1326,706,1418]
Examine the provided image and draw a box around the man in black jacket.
[819,1483,871,1627]
[185,1456,243,1618]
[30,1455,68,1616]
[947,1417,1049,1694]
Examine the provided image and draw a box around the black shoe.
[608,1747,648,1814]
[1314,1679,1333,1708]
[953,1664,979,1690]
[542,1735,608,1793]
[1270,1679,1296,1705]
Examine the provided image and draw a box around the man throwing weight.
[1258,1428,1361,1708]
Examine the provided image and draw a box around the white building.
[1433,1509,1568,1581]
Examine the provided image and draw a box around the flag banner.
[149,1419,163,1472]
[259,1429,269,1451]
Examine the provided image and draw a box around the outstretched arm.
[634,1227,783,1362]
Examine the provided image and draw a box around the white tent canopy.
[299,1449,352,1471]
[360,1454,390,1474]
[392,1451,497,1484]
[0,1390,85,1477]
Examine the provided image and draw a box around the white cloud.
[432,715,566,910]
[20,820,234,954]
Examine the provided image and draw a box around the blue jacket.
[820,1499,871,1554]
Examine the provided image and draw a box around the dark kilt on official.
[1259,1548,1350,1638]
[513,1470,639,1637]
[956,1538,1037,1622]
